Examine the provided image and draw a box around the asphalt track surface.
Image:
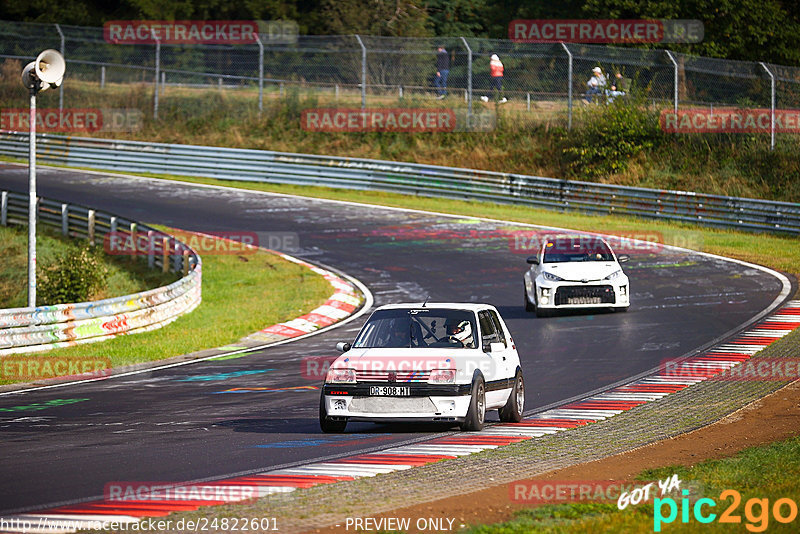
[0,164,792,514]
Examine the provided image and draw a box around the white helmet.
[447,320,473,345]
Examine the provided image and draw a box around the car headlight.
[605,269,623,281]
[543,271,563,282]
[429,369,456,384]
[326,368,357,384]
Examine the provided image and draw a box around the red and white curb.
[3,300,798,533]
[244,255,363,343]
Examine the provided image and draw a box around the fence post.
[101,65,106,89]
[256,34,264,114]
[147,230,155,268]
[665,50,679,114]
[460,37,472,129]
[88,209,95,245]
[559,42,572,130]
[61,203,68,235]
[355,35,366,109]
[153,38,161,120]
[55,23,65,113]
[162,236,170,273]
[1,191,6,226]
[760,62,776,151]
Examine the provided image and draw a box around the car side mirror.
[336,342,351,352]
[617,254,630,263]
[526,256,539,265]
[484,342,505,353]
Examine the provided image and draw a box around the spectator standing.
[586,66,606,103]
[481,54,507,103]
[435,45,450,99]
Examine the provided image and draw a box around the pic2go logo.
[654,489,799,532]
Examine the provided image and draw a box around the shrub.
[561,90,664,178]
[38,245,108,305]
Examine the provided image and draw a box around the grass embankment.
[0,224,175,308]
[468,435,800,533]
[0,224,332,385]
[2,59,798,203]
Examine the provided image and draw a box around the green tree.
[320,0,432,36]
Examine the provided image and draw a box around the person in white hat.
[586,66,607,103]
[481,54,507,103]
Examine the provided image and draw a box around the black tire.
[524,286,535,312]
[614,306,629,313]
[499,370,525,423]
[460,376,486,431]
[319,393,347,433]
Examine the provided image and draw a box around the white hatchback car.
[320,303,524,433]
[523,234,630,317]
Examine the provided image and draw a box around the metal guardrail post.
[665,50,679,114]
[560,42,573,131]
[1,191,6,226]
[55,23,65,113]
[161,236,169,273]
[101,65,105,89]
[460,37,473,129]
[354,35,366,109]
[88,209,95,245]
[153,37,161,120]
[760,62,776,151]
[61,203,68,235]
[256,34,264,114]
[147,230,155,268]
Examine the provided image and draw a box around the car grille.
[355,370,432,383]
[350,397,437,413]
[555,285,616,306]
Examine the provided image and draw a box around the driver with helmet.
[444,319,474,347]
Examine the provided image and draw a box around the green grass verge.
[0,224,176,308]
[468,434,800,533]
[0,225,332,385]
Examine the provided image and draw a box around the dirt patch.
[311,379,800,533]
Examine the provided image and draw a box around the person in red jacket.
[481,54,507,103]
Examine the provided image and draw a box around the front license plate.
[568,296,602,305]
[370,386,411,396]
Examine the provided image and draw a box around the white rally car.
[523,234,630,317]
[320,303,524,432]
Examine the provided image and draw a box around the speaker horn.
[34,49,65,89]
[21,61,38,90]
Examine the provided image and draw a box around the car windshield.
[352,308,478,349]
[543,238,614,263]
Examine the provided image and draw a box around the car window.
[352,308,478,349]
[488,310,507,347]
[543,238,614,263]
[478,310,500,347]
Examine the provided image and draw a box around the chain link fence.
[1,20,800,146]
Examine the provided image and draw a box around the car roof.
[372,302,494,312]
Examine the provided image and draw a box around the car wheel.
[524,286,535,312]
[614,306,629,313]
[460,376,485,431]
[499,370,524,423]
[319,393,347,433]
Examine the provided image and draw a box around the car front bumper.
[321,383,473,421]
[531,278,630,310]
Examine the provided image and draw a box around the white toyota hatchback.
[320,303,524,433]
[523,234,630,317]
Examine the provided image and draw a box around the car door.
[477,310,512,407]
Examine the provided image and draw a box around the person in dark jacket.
[435,46,450,99]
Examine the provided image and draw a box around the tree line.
[3,0,799,65]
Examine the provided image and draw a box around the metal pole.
[760,62,776,151]
[55,24,65,113]
[153,38,160,120]
[256,35,264,114]
[355,35,366,109]
[101,65,106,88]
[28,88,37,308]
[460,37,473,128]
[559,42,572,130]
[665,50,679,114]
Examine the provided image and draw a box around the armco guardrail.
[0,189,201,356]
[1,132,798,234]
